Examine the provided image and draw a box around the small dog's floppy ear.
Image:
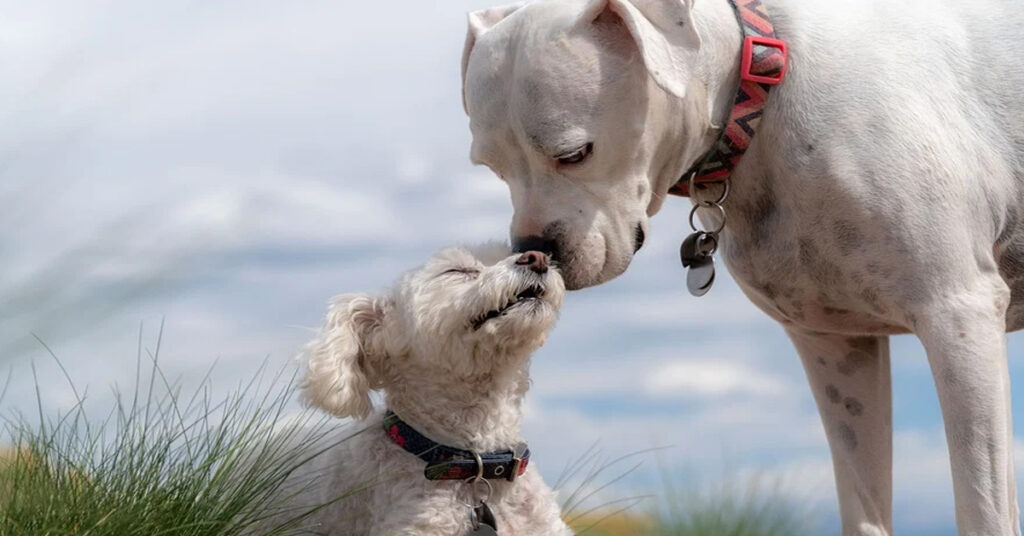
[301,293,388,419]
[461,3,523,112]
[587,0,701,99]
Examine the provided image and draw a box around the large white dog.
[460,0,1024,535]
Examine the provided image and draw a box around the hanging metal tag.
[680,231,718,296]
[686,256,716,296]
[681,184,727,297]
[466,501,498,535]
[462,463,498,536]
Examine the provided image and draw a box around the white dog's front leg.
[788,329,892,536]
[914,283,1021,536]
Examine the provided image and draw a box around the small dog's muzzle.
[515,251,549,274]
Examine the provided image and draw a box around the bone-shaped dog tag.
[467,501,498,536]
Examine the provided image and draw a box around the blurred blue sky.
[1,1,1022,534]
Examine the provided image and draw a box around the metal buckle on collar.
[507,455,523,482]
[471,449,523,482]
[740,35,787,85]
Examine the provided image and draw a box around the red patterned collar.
[669,0,787,197]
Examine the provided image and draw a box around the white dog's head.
[301,243,565,419]
[462,0,712,289]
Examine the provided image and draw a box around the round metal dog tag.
[466,502,499,536]
[686,257,716,297]
[467,524,498,536]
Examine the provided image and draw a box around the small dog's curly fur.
[294,243,573,535]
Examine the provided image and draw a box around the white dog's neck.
[649,0,745,200]
[384,352,531,453]
[693,0,744,132]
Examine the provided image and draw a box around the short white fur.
[461,1,1024,534]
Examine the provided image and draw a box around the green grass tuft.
[650,474,817,536]
[0,331,353,536]
[559,445,818,536]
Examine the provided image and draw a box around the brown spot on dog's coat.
[846,337,878,354]
[825,384,841,403]
[798,238,842,286]
[837,350,873,376]
[833,220,863,256]
[798,238,816,266]
[743,185,778,245]
[843,397,864,416]
[860,287,887,315]
[905,311,918,328]
[837,422,858,451]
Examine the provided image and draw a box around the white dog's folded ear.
[591,0,701,99]
[461,3,523,112]
[301,293,389,419]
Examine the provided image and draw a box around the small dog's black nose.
[513,235,557,257]
[515,251,549,274]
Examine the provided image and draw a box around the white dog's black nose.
[515,251,549,274]
[513,235,557,258]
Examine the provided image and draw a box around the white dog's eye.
[555,143,593,165]
[441,268,479,278]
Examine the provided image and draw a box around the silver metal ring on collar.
[698,232,719,256]
[458,451,493,508]
[688,202,727,235]
[459,476,493,508]
[688,174,730,205]
[473,451,484,481]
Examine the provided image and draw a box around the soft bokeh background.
[2,1,1022,534]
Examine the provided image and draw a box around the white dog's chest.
[719,225,909,335]
[712,150,1024,336]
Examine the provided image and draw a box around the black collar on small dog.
[383,410,530,482]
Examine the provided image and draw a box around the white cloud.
[448,170,513,208]
[395,153,432,186]
[529,338,797,403]
[175,191,242,230]
[646,358,789,398]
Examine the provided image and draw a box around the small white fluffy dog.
[295,243,572,536]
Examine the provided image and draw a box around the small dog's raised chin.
[296,243,572,536]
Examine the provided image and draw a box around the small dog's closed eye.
[289,243,572,536]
